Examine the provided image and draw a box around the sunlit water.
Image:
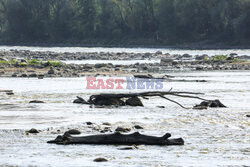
[0,71,249,166]
[1,45,250,55]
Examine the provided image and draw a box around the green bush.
[212,55,228,61]
[47,60,62,67]
[27,59,39,65]
[0,60,9,64]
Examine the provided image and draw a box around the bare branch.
[159,95,190,109]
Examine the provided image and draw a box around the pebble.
[29,100,45,103]
[65,129,81,135]
[93,158,108,162]
[26,128,39,134]
[86,122,93,125]
[134,125,143,129]
[115,127,131,132]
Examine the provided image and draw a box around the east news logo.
[86,77,163,89]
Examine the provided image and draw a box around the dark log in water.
[47,132,184,146]
[73,91,226,109]
[74,91,208,108]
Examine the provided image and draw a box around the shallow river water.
[0,71,249,166]
[1,45,250,56]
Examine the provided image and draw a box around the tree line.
[0,0,250,46]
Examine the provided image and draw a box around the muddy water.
[0,71,249,166]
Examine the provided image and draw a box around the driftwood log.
[74,90,208,108]
[47,132,184,146]
[74,90,226,109]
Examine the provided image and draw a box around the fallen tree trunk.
[73,90,226,109]
[47,132,184,146]
[74,90,208,108]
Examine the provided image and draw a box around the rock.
[246,115,250,118]
[196,66,203,70]
[134,74,153,79]
[125,97,143,106]
[155,51,162,55]
[20,73,27,77]
[134,125,143,129]
[48,67,55,74]
[93,158,108,162]
[65,129,81,135]
[29,73,37,77]
[195,55,208,61]
[19,59,27,63]
[27,128,39,134]
[160,58,173,65]
[100,130,105,133]
[194,100,226,108]
[38,74,44,79]
[94,63,107,68]
[12,74,17,77]
[102,122,111,126]
[182,54,192,58]
[230,53,237,56]
[29,100,45,103]
[118,146,134,150]
[115,127,131,133]
[172,61,178,66]
[226,56,234,61]
[157,106,165,108]
[6,92,14,95]
[86,122,93,125]
[73,96,88,104]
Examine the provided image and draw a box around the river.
[0,46,249,166]
[1,45,250,56]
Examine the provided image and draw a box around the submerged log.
[74,90,226,109]
[47,132,184,146]
[74,90,209,108]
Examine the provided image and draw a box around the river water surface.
[0,46,249,166]
[1,45,250,55]
[0,71,249,166]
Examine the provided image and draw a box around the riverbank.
[0,50,250,78]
